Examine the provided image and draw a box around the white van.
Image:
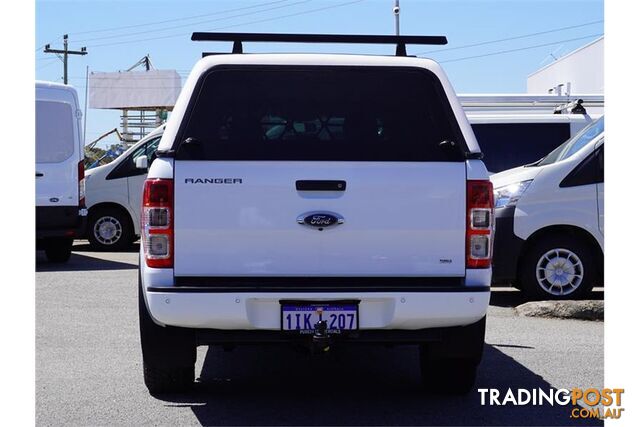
[36,81,87,262]
[467,113,597,174]
[490,116,604,299]
[84,125,164,250]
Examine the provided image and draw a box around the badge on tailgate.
[297,211,344,231]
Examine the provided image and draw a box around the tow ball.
[311,320,332,353]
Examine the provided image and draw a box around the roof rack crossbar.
[191,32,447,57]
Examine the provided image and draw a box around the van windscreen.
[176,66,465,161]
[36,100,75,163]
[471,122,571,172]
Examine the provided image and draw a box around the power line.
[435,34,602,64]
[415,19,603,55]
[70,0,292,36]
[35,0,293,52]
[36,60,60,72]
[86,0,365,49]
[73,0,311,44]
[35,41,63,52]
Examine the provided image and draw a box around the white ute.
[138,33,494,394]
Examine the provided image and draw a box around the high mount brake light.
[466,180,494,269]
[142,179,173,268]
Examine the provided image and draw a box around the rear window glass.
[36,100,75,163]
[176,67,465,161]
[471,123,570,173]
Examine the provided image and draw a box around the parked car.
[36,81,87,262]
[84,125,164,251]
[138,33,495,394]
[491,116,604,299]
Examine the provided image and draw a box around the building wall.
[527,37,603,95]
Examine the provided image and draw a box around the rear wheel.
[519,234,598,300]
[44,237,73,263]
[419,317,485,394]
[139,271,196,394]
[88,207,133,251]
[420,355,478,394]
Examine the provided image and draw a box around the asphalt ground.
[36,242,604,426]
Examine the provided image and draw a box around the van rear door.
[172,66,468,278]
[36,88,82,208]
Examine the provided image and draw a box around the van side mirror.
[135,155,148,170]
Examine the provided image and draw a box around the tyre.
[420,355,478,394]
[44,237,73,263]
[419,317,485,394]
[139,271,196,394]
[519,234,598,300]
[88,207,133,251]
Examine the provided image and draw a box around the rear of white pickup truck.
[139,52,493,394]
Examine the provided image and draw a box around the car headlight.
[493,180,532,209]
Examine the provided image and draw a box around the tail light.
[78,161,85,208]
[142,179,173,268]
[466,180,494,269]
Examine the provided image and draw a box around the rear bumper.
[36,206,87,239]
[193,317,486,363]
[144,288,490,330]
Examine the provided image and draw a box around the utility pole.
[43,34,87,85]
[393,0,400,36]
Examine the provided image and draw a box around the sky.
[35,0,604,147]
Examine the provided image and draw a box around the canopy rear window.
[175,66,466,161]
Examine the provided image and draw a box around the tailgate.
[174,161,466,276]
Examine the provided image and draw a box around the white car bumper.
[144,288,490,330]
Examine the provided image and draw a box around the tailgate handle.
[296,180,346,191]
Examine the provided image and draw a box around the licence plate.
[281,301,359,334]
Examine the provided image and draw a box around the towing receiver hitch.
[311,320,332,353]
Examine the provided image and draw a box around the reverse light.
[466,180,494,269]
[142,179,173,268]
[494,180,532,209]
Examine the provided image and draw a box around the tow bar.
[312,320,332,353]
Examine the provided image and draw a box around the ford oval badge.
[297,211,344,230]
